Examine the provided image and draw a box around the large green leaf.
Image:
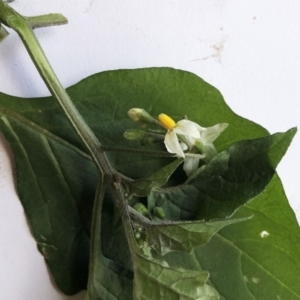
[192,174,300,300]
[0,68,298,299]
[0,68,267,179]
[134,253,219,300]
[148,129,296,221]
[86,253,133,300]
[0,112,94,294]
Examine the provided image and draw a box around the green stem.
[26,14,68,29]
[0,0,138,285]
[0,23,8,41]
[86,176,106,299]
[0,2,109,173]
[102,145,174,157]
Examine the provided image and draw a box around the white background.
[0,1,299,299]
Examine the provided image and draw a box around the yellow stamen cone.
[158,113,176,130]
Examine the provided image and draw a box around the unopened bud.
[127,108,161,126]
[153,207,166,219]
[128,108,145,121]
[124,129,147,140]
[133,203,151,218]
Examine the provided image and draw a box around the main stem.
[0,1,109,173]
[0,0,138,279]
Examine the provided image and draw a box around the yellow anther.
[158,113,176,130]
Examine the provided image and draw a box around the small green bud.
[124,129,164,146]
[153,207,166,219]
[133,203,150,217]
[127,108,161,126]
[123,129,147,140]
[128,108,145,121]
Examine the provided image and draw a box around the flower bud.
[124,128,164,145]
[127,108,145,121]
[133,203,151,218]
[127,108,161,126]
[153,207,166,219]
[135,232,141,239]
[124,129,147,140]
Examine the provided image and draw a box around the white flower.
[158,113,228,176]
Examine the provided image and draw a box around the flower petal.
[202,143,218,162]
[175,120,201,138]
[201,123,228,143]
[180,142,188,151]
[183,156,200,176]
[164,130,185,157]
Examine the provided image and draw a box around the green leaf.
[86,253,133,300]
[0,68,299,299]
[0,110,133,297]
[0,68,269,180]
[134,253,219,300]
[146,218,250,256]
[85,180,133,300]
[192,174,300,300]
[128,158,183,197]
[148,129,297,221]
[0,112,94,294]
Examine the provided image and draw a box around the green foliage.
[146,218,250,255]
[148,129,297,221]
[134,253,219,300]
[128,158,184,197]
[86,252,133,300]
[192,174,300,300]
[0,113,93,294]
[0,68,298,299]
